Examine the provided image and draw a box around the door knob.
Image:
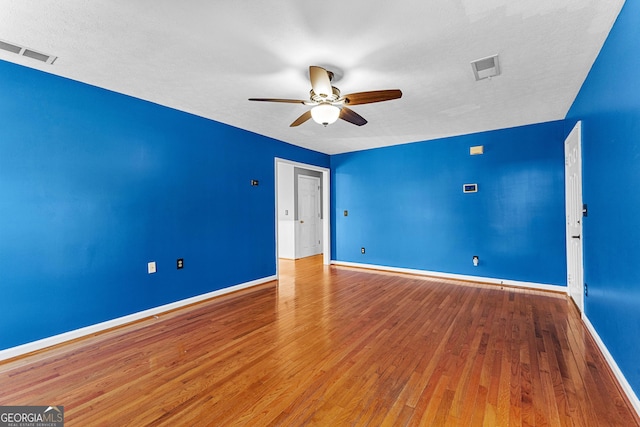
[572,235,580,239]
[300,220,304,223]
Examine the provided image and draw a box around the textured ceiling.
[0,0,625,154]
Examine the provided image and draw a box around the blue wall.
[0,60,329,350]
[331,121,567,286]
[566,0,640,396]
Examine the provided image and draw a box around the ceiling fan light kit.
[311,104,340,126]
[249,66,402,127]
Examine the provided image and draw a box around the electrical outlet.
[177,258,184,269]
[361,247,365,254]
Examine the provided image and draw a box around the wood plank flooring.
[0,255,638,426]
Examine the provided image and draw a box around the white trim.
[330,261,567,293]
[0,275,276,362]
[274,158,331,267]
[583,314,640,417]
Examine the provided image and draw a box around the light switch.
[148,261,156,274]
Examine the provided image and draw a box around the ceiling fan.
[249,66,402,127]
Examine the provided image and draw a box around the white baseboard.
[0,275,277,362]
[582,314,640,417]
[330,261,567,293]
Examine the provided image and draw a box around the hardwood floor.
[0,255,638,426]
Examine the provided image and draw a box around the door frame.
[275,158,331,274]
[564,121,585,313]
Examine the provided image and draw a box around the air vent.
[471,54,500,81]
[0,40,21,54]
[0,39,57,64]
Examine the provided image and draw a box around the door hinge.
[583,204,588,217]
[584,282,588,297]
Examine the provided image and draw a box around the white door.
[565,121,584,312]
[296,175,322,258]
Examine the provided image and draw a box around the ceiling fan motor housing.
[310,86,341,103]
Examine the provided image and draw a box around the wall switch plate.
[344,210,348,216]
[251,179,259,186]
[148,261,156,274]
[285,209,288,215]
[177,258,184,269]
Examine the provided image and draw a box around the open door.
[565,121,584,313]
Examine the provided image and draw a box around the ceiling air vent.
[0,39,57,64]
[471,54,500,81]
[0,40,22,54]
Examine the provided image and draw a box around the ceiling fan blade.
[309,66,333,99]
[342,89,402,106]
[248,98,306,104]
[290,110,312,127]
[339,107,367,126]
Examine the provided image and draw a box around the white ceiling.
[0,1,625,154]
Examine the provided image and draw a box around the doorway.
[275,159,330,269]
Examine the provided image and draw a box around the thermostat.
[463,183,478,193]
[470,145,484,155]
